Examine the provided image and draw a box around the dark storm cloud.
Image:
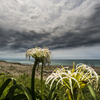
[0,26,100,52]
[41,7,100,49]
[0,4,100,52]
[0,28,51,52]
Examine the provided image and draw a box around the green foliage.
[0,64,100,100]
[0,78,17,99]
[0,73,5,76]
[5,84,32,100]
[0,73,100,100]
[87,85,98,100]
[16,73,31,87]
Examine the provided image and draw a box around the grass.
[0,68,100,100]
[9,67,16,71]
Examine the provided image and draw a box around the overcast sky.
[0,0,100,59]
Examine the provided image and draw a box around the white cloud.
[0,50,25,59]
[1,44,100,59]
[52,44,100,59]
[0,0,99,32]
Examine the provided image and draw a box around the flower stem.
[66,90,72,100]
[41,61,44,100]
[31,60,38,100]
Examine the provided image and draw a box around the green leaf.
[48,86,56,100]
[19,84,32,100]
[3,94,26,100]
[52,93,57,100]
[44,95,48,100]
[0,78,16,98]
[5,85,16,100]
[26,87,32,95]
[87,84,98,100]
[5,84,32,100]
[11,94,26,100]
[43,87,57,100]
[35,90,42,100]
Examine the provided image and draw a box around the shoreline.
[0,61,100,79]
[0,61,63,79]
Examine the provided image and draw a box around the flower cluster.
[25,46,51,64]
[76,63,99,89]
[45,63,99,95]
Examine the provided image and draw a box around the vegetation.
[0,71,100,100]
[0,47,100,100]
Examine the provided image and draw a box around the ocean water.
[1,58,100,67]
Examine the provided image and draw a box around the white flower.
[45,67,80,94]
[76,63,99,89]
[45,63,99,95]
[25,47,51,64]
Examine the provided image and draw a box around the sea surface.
[0,58,100,67]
